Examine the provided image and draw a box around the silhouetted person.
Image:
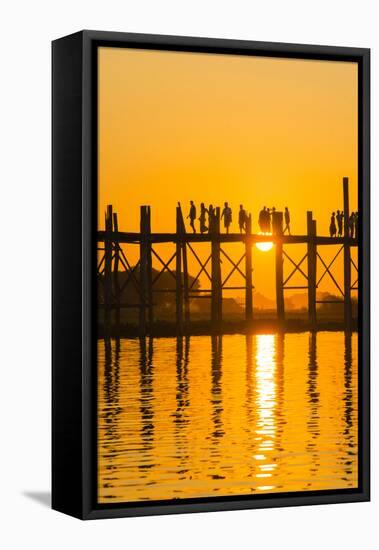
[349,212,355,238]
[353,212,358,239]
[284,207,291,235]
[239,204,247,233]
[199,202,209,234]
[269,207,277,233]
[262,206,271,233]
[187,200,196,233]
[336,210,343,237]
[221,202,232,234]
[329,212,337,237]
[258,207,265,232]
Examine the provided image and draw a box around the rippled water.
[97,332,358,503]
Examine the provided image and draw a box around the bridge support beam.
[182,244,190,330]
[139,206,152,336]
[343,177,352,331]
[307,211,317,330]
[276,241,285,324]
[176,206,184,334]
[104,205,113,337]
[112,212,121,336]
[245,214,253,323]
[211,207,222,332]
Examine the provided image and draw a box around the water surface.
[98,332,358,502]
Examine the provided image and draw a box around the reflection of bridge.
[97,177,358,335]
[98,330,355,502]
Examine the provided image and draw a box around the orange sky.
[98,47,358,301]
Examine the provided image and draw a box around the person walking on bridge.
[259,206,270,233]
[238,204,247,233]
[187,201,197,233]
[269,207,277,233]
[199,203,209,234]
[336,210,344,237]
[284,207,291,235]
[263,207,271,233]
[221,202,232,234]
[258,207,265,232]
[329,212,337,237]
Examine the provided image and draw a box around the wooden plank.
[284,286,308,290]
[97,230,358,246]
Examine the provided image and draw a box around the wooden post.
[275,239,285,323]
[139,206,148,336]
[104,205,113,334]
[182,243,190,329]
[307,212,317,330]
[146,206,153,330]
[245,213,253,322]
[177,205,190,329]
[176,206,184,334]
[211,207,222,331]
[343,177,352,331]
[112,212,120,335]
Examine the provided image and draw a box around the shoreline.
[97,319,358,339]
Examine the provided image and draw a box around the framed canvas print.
[52,31,370,519]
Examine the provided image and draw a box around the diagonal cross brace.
[151,249,177,285]
[350,256,358,272]
[317,250,344,297]
[189,253,212,290]
[187,243,212,283]
[220,249,246,287]
[283,251,308,286]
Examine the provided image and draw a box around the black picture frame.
[52,30,370,520]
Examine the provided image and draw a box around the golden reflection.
[253,334,278,490]
[98,332,358,503]
[254,335,277,443]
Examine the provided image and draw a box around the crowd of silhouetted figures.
[329,210,358,238]
[185,201,291,235]
[185,201,359,238]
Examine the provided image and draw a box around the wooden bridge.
[97,177,358,335]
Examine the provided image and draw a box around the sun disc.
[256,233,273,252]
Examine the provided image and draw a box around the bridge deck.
[97,231,358,246]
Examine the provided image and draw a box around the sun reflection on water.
[254,335,278,488]
[98,332,358,503]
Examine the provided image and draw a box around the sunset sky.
[98,47,358,301]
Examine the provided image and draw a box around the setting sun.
[256,234,273,252]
